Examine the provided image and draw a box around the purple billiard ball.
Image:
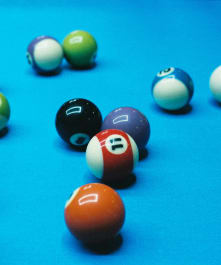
[26,36,63,74]
[101,107,150,150]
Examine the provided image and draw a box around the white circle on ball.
[70,133,90,146]
[105,134,128,155]
[86,136,103,179]
[153,78,189,110]
[34,38,63,71]
[157,67,175,77]
[209,66,221,102]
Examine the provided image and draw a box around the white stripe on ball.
[153,78,190,110]
[86,136,104,179]
[127,134,139,168]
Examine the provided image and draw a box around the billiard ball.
[209,66,221,103]
[55,98,102,149]
[152,67,194,110]
[63,30,97,69]
[86,129,139,183]
[0,93,10,131]
[64,183,125,243]
[26,36,63,74]
[101,107,150,150]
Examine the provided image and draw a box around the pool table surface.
[1,1,221,265]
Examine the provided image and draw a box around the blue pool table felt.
[0,1,221,265]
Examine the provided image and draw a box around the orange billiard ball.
[64,183,125,243]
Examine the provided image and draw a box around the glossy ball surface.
[86,129,139,183]
[101,107,150,150]
[0,93,10,131]
[63,30,97,68]
[26,36,63,74]
[55,98,102,149]
[152,67,194,110]
[209,66,221,103]
[64,183,125,243]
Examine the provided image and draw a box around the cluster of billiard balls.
[26,28,221,107]
[27,27,221,108]
[1,32,221,245]
[26,30,97,73]
[55,65,221,245]
[55,98,150,243]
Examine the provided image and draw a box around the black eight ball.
[55,98,102,149]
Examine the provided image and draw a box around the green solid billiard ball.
[0,93,10,131]
[63,30,97,68]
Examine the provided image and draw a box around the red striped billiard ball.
[86,129,139,183]
[64,183,125,243]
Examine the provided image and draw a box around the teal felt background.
[0,1,221,264]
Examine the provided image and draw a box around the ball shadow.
[152,103,193,115]
[63,232,123,255]
[209,98,221,108]
[84,171,136,190]
[104,173,137,190]
[139,148,149,161]
[54,139,86,153]
[63,62,97,72]
[36,67,62,77]
[67,144,87,152]
[83,234,123,254]
[162,104,193,115]
[84,171,99,183]
[0,127,9,138]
